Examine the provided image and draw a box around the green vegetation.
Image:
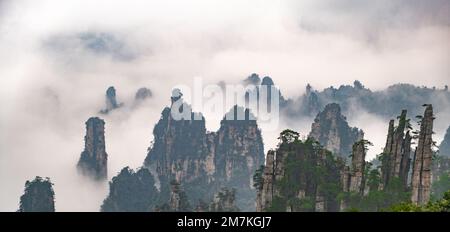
[341,177,411,212]
[267,130,342,212]
[432,174,450,200]
[101,167,159,212]
[253,165,264,191]
[262,128,450,212]
[389,190,450,212]
[18,176,55,212]
[431,155,450,200]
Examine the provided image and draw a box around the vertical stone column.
[77,117,108,180]
[411,105,434,205]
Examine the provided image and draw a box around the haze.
[0,0,448,211]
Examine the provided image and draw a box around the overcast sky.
[0,0,449,211]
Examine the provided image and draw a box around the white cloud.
[0,0,448,211]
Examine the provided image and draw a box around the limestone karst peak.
[77,117,108,181]
[308,103,364,158]
[261,76,274,86]
[18,176,55,212]
[100,86,123,114]
[411,104,434,205]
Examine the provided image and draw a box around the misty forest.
[14,77,450,212]
[1,1,449,212]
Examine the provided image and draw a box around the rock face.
[379,110,412,190]
[77,117,108,181]
[144,93,212,194]
[308,103,364,158]
[100,86,123,114]
[256,130,343,212]
[215,106,265,190]
[340,139,369,211]
[101,167,159,212]
[18,177,55,212]
[347,140,368,194]
[439,126,450,157]
[411,105,434,205]
[209,188,239,212]
[144,92,264,211]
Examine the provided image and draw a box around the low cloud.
[0,0,448,211]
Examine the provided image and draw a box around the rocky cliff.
[348,140,368,194]
[18,176,55,212]
[144,91,264,211]
[411,105,434,205]
[215,106,265,189]
[256,130,343,212]
[144,90,212,204]
[308,103,364,158]
[101,167,159,212]
[379,110,412,190]
[77,117,108,181]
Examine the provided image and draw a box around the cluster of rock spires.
[18,177,55,212]
[100,86,153,114]
[256,130,343,212]
[341,105,438,207]
[379,110,412,190]
[243,74,288,112]
[308,103,364,158]
[378,105,437,205]
[256,104,440,211]
[287,79,450,120]
[78,86,154,180]
[14,75,449,212]
[144,90,264,211]
[77,117,108,181]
